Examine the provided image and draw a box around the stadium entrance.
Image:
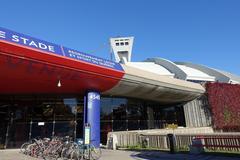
[0,94,187,149]
[0,27,205,149]
[0,95,84,149]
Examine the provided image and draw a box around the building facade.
[0,27,239,149]
[0,95,185,148]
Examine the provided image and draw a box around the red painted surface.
[0,41,124,94]
[193,136,240,149]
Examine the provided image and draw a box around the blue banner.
[63,47,123,71]
[0,27,123,71]
[0,27,63,56]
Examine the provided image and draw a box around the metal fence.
[108,131,240,152]
[194,134,240,152]
[139,134,169,150]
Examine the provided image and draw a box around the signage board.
[84,124,91,145]
[0,27,123,71]
[38,122,45,126]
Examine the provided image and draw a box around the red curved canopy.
[0,41,124,94]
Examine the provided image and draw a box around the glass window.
[113,105,126,120]
[0,103,8,148]
[76,99,84,139]
[31,122,52,138]
[139,120,148,130]
[100,120,112,143]
[113,120,127,131]
[32,101,54,122]
[54,98,77,121]
[112,98,127,120]
[0,95,85,148]
[101,98,113,120]
[128,120,139,130]
[127,99,145,120]
[54,121,75,137]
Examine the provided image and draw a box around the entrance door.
[0,104,8,149]
[54,98,84,140]
[7,104,31,148]
[54,98,77,138]
[0,97,33,148]
[31,98,84,140]
[31,103,54,138]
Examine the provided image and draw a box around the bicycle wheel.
[89,145,102,160]
[61,147,69,160]
[83,147,90,160]
[20,142,30,154]
[70,149,83,160]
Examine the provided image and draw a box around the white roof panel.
[177,65,215,81]
[126,62,174,77]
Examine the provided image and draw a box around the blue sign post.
[85,91,100,148]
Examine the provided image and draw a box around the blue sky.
[1,0,240,75]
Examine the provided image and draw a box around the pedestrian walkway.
[132,150,240,160]
[0,149,38,160]
[0,149,239,160]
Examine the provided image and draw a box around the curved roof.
[125,62,174,77]
[175,62,231,83]
[145,58,187,80]
[143,58,240,84]
[176,65,215,82]
[104,56,240,103]
[215,69,240,84]
[104,64,205,104]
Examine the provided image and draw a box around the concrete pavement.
[0,149,38,160]
[0,149,239,160]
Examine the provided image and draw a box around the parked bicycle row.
[20,136,102,160]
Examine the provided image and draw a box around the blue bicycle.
[70,139,102,160]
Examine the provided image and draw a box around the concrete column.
[147,107,154,129]
[85,91,100,148]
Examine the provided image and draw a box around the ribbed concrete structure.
[142,58,240,84]
[104,64,205,104]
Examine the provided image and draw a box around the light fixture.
[57,79,61,87]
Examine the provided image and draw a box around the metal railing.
[108,131,240,152]
[193,135,240,152]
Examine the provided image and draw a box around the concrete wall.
[107,127,214,149]
[183,96,212,128]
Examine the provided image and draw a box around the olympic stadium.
[0,27,239,149]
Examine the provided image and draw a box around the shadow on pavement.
[129,150,240,160]
[130,150,187,160]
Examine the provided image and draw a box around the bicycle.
[70,139,102,160]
